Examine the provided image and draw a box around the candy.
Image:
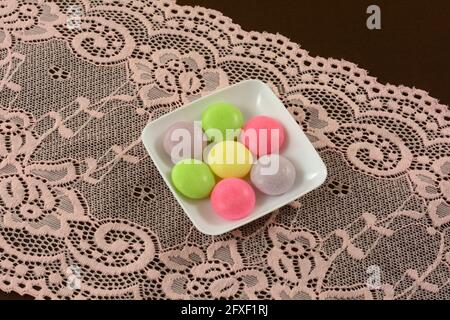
[171,159,215,199]
[241,115,285,156]
[163,121,206,163]
[250,154,296,195]
[202,102,244,141]
[207,141,253,178]
[211,178,255,220]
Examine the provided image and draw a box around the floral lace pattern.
[0,0,449,300]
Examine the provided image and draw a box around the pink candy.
[210,178,255,220]
[240,115,285,157]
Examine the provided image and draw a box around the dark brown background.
[177,0,449,104]
[1,0,449,300]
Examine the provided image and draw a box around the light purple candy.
[250,154,296,195]
[162,121,207,163]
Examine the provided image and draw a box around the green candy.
[171,159,215,199]
[202,102,244,141]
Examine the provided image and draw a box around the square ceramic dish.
[141,80,327,235]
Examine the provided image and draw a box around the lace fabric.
[0,0,449,300]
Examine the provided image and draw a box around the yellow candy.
[207,141,253,178]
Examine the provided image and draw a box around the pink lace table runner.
[1,0,449,300]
